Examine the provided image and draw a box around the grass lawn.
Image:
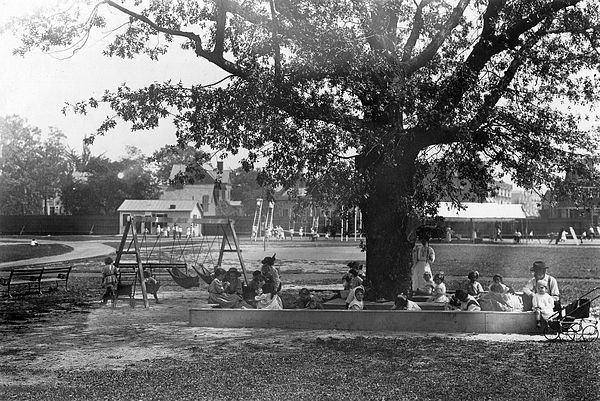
[0,244,73,263]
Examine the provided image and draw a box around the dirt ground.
[0,276,544,386]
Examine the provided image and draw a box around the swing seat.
[168,266,201,289]
[194,264,215,285]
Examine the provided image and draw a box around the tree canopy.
[0,115,75,215]
[8,0,600,296]
[61,146,161,215]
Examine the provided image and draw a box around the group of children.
[464,271,523,312]
[342,261,368,310]
[207,254,325,310]
[100,256,162,305]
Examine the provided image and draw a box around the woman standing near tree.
[411,234,435,294]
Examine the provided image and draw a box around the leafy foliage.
[148,144,210,185]
[60,147,160,215]
[0,116,74,215]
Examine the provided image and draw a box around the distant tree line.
[0,115,270,216]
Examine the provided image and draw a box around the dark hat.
[530,261,548,271]
[214,267,227,277]
[104,257,113,265]
[347,261,361,269]
[252,270,263,278]
[261,253,277,266]
[227,267,242,277]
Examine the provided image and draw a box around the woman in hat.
[208,268,250,309]
[260,254,281,292]
[411,233,435,294]
[224,267,243,297]
[521,261,560,311]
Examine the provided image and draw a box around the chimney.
[217,161,223,173]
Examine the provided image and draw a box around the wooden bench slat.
[1,266,72,297]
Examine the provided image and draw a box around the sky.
[0,0,241,167]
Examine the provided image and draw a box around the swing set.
[114,216,249,308]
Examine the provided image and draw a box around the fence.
[2,214,591,240]
[0,215,119,235]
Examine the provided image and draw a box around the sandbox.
[188,308,538,334]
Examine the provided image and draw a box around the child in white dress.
[532,280,555,328]
[255,282,283,310]
[428,272,449,303]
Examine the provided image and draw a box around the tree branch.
[404,0,471,75]
[401,0,432,61]
[469,19,551,134]
[269,0,282,84]
[103,0,248,77]
[214,0,227,56]
[431,0,582,123]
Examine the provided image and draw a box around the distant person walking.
[556,227,564,244]
[411,233,435,293]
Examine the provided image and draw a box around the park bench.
[0,266,72,297]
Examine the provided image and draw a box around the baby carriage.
[543,287,600,342]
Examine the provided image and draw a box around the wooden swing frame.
[115,216,249,308]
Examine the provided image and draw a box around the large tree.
[9,0,600,296]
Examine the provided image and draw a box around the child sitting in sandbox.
[347,287,365,310]
[428,272,449,303]
[449,290,481,311]
[295,288,323,309]
[466,271,484,298]
[478,282,523,312]
[391,294,421,311]
[208,268,251,309]
[414,272,435,296]
[255,281,283,310]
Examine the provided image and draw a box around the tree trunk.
[360,154,418,299]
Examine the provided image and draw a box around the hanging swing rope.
[201,232,219,267]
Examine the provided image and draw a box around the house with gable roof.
[117,199,203,235]
[159,161,242,216]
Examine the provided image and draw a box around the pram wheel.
[580,325,599,342]
[563,322,581,342]
[543,322,560,341]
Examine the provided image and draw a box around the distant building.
[117,199,203,235]
[160,161,242,216]
[511,189,541,217]
[489,180,513,204]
